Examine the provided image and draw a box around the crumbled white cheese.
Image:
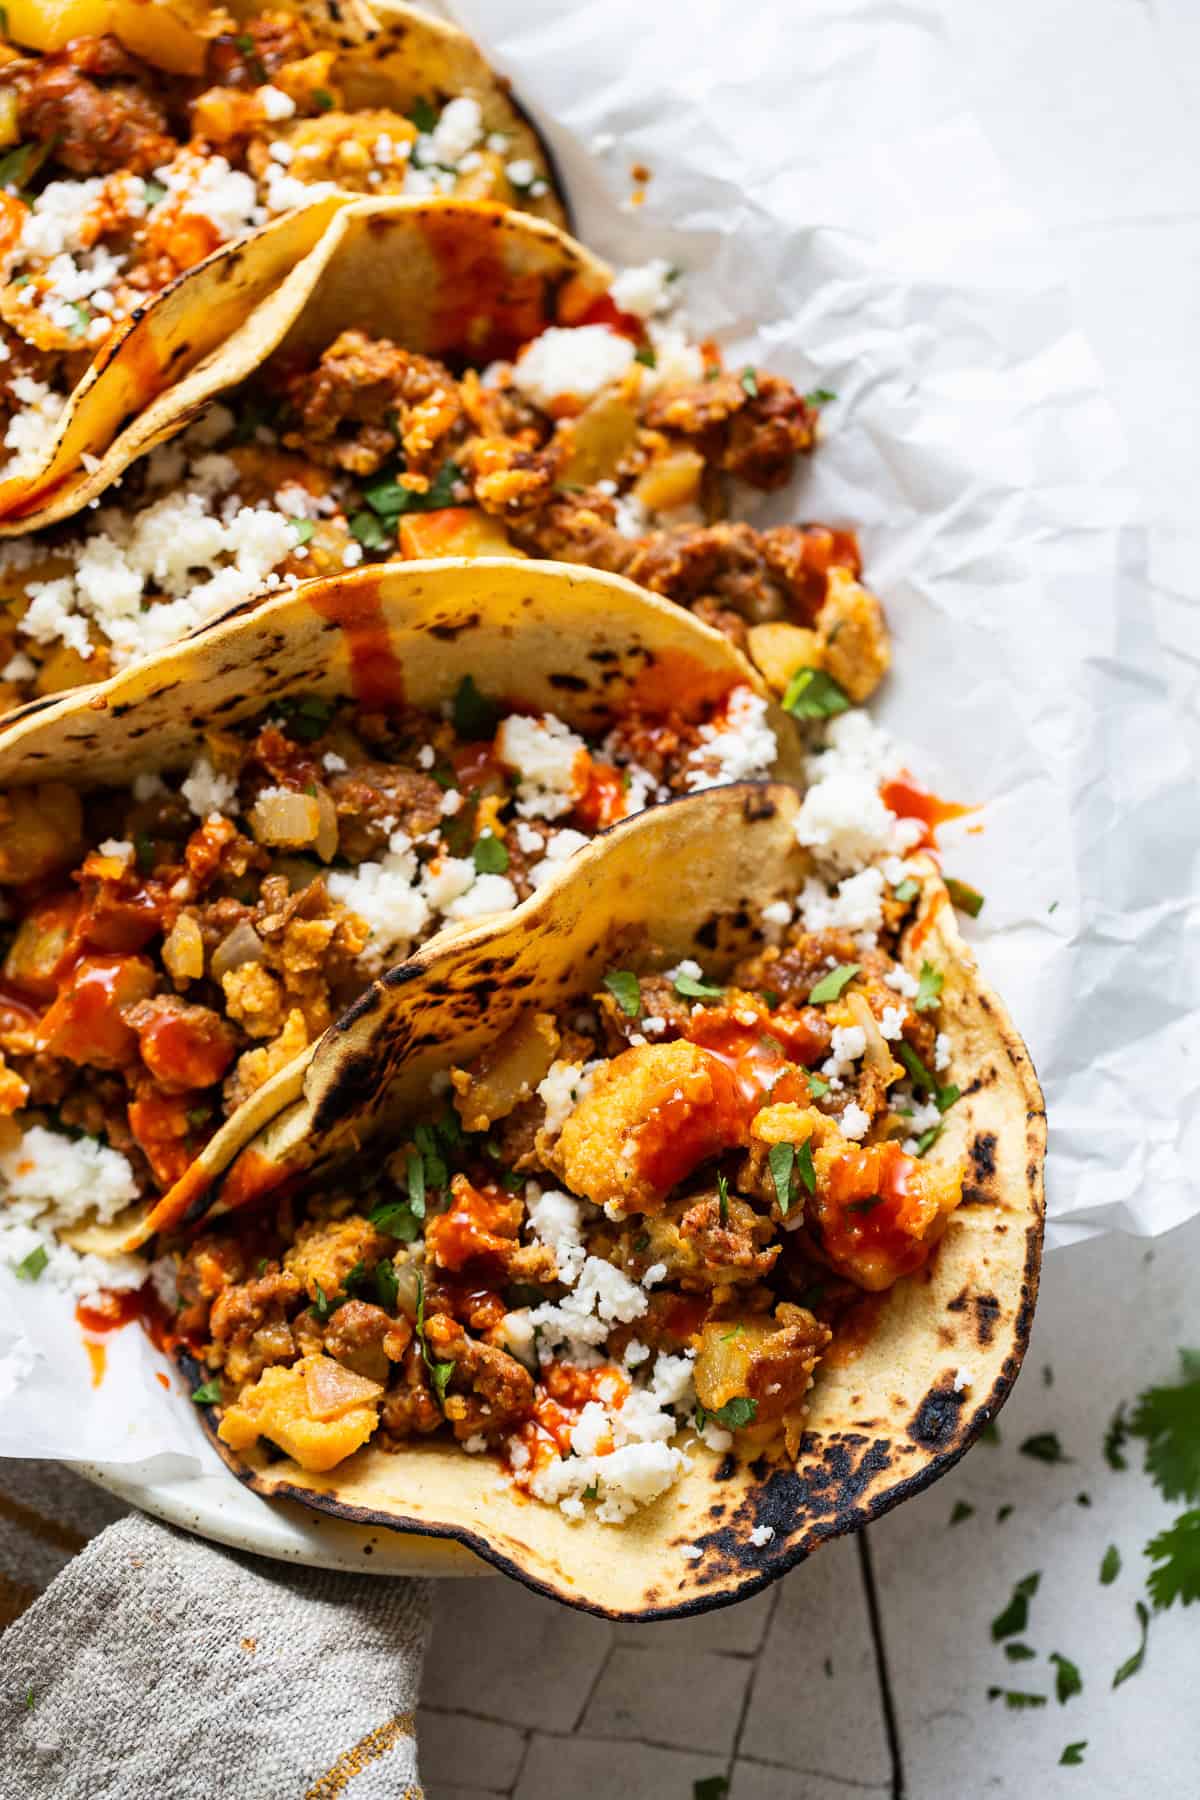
[495,713,588,819]
[443,872,518,921]
[511,325,636,410]
[748,1525,776,1548]
[0,1125,139,1226]
[426,97,484,167]
[98,839,133,863]
[829,1025,866,1064]
[536,1059,601,1137]
[155,151,261,241]
[884,964,920,1000]
[680,1543,704,1561]
[879,1005,905,1040]
[525,1187,587,1284]
[258,85,296,122]
[935,1032,952,1072]
[795,710,920,873]
[685,686,777,790]
[608,259,674,320]
[839,1102,871,1141]
[797,866,885,936]
[2,376,67,479]
[181,756,237,820]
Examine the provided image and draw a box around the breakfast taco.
[0,195,884,722]
[164,776,1044,1618]
[0,1,566,527]
[0,556,800,1275]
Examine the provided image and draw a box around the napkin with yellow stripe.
[0,1461,430,1799]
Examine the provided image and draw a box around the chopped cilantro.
[913,1123,943,1157]
[1076,1492,1092,1508]
[986,1688,1047,1711]
[134,833,156,873]
[1104,1403,1129,1470]
[24,1689,32,1711]
[739,366,759,397]
[1111,1600,1150,1688]
[1003,1642,1035,1662]
[276,694,336,743]
[290,518,315,545]
[1100,1544,1121,1586]
[795,1139,816,1196]
[1020,1431,1070,1465]
[673,970,724,1001]
[949,1499,974,1525]
[991,1571,1040,1641]
[369,1199,420,1242]
[312,87,335,111]
[895,1040,958,1113]
[432,1360,455,1403]
[408,97,438,134]
[365,459,464,518]
[349,509,392,551]
[413,1122,447,1193]
[693,1780,729,1800]
[997,1504,1014,1522]
[893,877,920,903]
[717,1172,729,1226]
[809,962,859,1004]
[234,32,255,50]
[721,1323,745,1342]
[13,1244,47,1282]
[847,1195,883,1215]
[68,302,92,337]
[142,177,166,207]
[807,1072,830,1098]
[414,1271,454,1407]
[782,665,851,722]
[768,1141,794,1214]
[1145,1510,1200,1609]
[191,1378,222,1405]
[805,387,837,406]
[914,961,944,1013]
[185,1105,211,1128]
[1049,1652,1082,1704]
[582,1480,599,1501]
[0,142,39,191]
[603,969,642,1018]
[452,673,499,740]
[979,1420,1000,1444]
[472,831,509,875]
[633,1231,650,1252]
[312,1281,335,1323]
[633,345,657,368]
[945,875,985,918]
[1128,1348,1200,1502]
[1060,1743,1087,1767]
[709,1395,757,1429]
[401,1148,425,1218]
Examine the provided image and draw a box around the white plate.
[72,1414,489,1578]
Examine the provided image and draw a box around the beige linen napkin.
[0,1460,431,1799]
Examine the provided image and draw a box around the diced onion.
[162,912,204,983]
[314,785,339,863]
[393,1254,422,1321]
[210,920,265,982]
[249,789,321,849]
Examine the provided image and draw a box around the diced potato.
[694,1318,777,1411]
[815,567,891,703]
[633,448,705,514]
[35,639,109,697]
[0,89,21,150]
[398,506,519,560]
[2,1,210,73]
[283,1214,384,1302]
[0,784,84,885]
[217,1355,382,1473]
[557,392,640,488]
[745,621,823,696]
[452,1011,560,1134]
[4,890,80,998]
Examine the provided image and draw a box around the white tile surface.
[418,3,1200,1794]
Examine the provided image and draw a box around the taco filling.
[179,826,963,1519]
[0,6,552,474]
[0,267,886,710]
[0,671,775,1269]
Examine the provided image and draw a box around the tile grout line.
[721,1579,783,1786]
[856,1529,905,1800]
[505,1726,534,1800]
[570,1630,617,1733]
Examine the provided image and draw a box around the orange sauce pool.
[880,771,972,850]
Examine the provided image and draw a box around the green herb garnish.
[349,509,391,551]
[807,1072,830,1098]
[14,1244,47,1281]
[1060,1743,1087,1767]
[1050,1652,1082,1704]
[472,832,509,875]
[717,1172,729,1226]
[191,1378,221,1405]
[991,1571,1040,1641]
[781,666,851,722]
[805,387,837,406]
[893,877,920,903]
[290,518,315,545]
[312,87,335,111]
[673,971,724,1001]
[1112,1601,1150,1688]
[369,1199,420,1242]
[1020,1431,1070,1465]
[408,97,438,134]
[603,969,642,1018]
[945,876,985,918]
[709,1396,757,1429]
[768,1141,794,1215]
[739,366,759,398]
[914,961,943,1013]
[809,962,859,1004]
[949,1500,974,1525]
[987,1689,1047,1712]
[452,672,499,740]
[633,345,657,367]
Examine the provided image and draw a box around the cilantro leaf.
[1104,1403,1129,1470]
[945,876,985,918]
[142,177,166,207]
[805,387,837,406]
[0,142,39,191]
[673,971,724,1001]
[913,1123,943,1157]
[807,1071,830,1098]
[413,1124,446,1195]
[848,1195,883,1215]
[374,1257,399,1312]
[717,1171,729,1226]
[349,509,392,551]
[809,962,859,1004]
[368,1199,420,1242]
[365,459,464,518]
[290,518,315,545]
[312,1281,334,1323]
[1049,1652,1082,1704]
[191,1378,221,1405]
[1003,1642,1035,1661]
[768,1141,794,1215]
[312,87,334,111]
[603,969,642,1018]
[13,1244,47,1281]
[1145,1509,1200,1610]
[432,1360,455,1403]
[710,1396,757,1429]
[1111,1600,1150,1688]
[452,673,499,740]
[895,1041,959,1113]
[795,1139,816,1196]
[1100,1544,1121,1586]
[949,1499,974,1525]
[694,1780,729,1800]
[986,1688,1047,1711]
[739,366,759,397]
[1128,1348,1200,1503]
[1060,1743,1087,1767]
[991,1571,1040,1641]
[782,666,851,722]
[914,961,943,1013]
[134,832,156,873]
[634,345,657,368]
[472,831,509,875]
[1020,1431,1070,1465]
[893,877,919,903]
[408,97,438,134]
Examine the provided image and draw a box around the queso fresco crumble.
[177,722,965,1526]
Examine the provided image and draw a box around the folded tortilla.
[183,782,1045,1618]
[0,2,573,531]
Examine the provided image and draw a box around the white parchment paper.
[2,0,1196,1461]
